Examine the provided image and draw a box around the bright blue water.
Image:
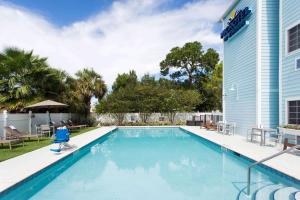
[1,128,299,200]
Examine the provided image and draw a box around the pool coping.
[180,126,300,183]
[1,126,299,195]
[0,126,117,194]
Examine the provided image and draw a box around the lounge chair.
[61,120,86,131]
[50,128,70,153]
[0,137,22,150]
[5,126,40,142]
[68,120,87,128]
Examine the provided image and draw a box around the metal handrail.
[247,145,300,196]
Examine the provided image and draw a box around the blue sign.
[220,7,252,41]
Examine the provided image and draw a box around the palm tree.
[75,68,107,118]
[0,47,50,111]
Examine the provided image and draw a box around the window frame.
[285,20,300,56]
[286,97,300,125]
[295,57,300,71]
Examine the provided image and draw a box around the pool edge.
[180,126,300,185]
[0,126,117,195]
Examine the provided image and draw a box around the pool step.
[238,184,300,200]
[273,187,299,200]
[254,184,283,200]
[294,192,300,200]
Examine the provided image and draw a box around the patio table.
[251,127,277,146]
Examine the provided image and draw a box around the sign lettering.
[221,7,252,41]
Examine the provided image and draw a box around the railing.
[247,145,300,196]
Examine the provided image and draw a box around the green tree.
[160,41,219,87]
[135,84,160,123]
[140,74,156,86]
[112,70,137,92]
[0,48,67,111]
[96,88,132,125]
[160,89,201,123]
[75,68,107,118]
[202,62,223,111]
[97,70,203,125]
[59,76,86,114]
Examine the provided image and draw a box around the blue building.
[280,0,300,126]
[220,0,300,135]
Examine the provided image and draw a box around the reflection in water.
[29,128,292,200]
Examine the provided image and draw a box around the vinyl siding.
[281,0,300,124]
[223,0,257,135]
[260,0,279,128]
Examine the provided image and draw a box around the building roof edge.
[219,0,240,22]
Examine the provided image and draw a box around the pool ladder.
[247,145,300,196]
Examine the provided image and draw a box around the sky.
[0,0,229,87]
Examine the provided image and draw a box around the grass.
[0,127,98,162]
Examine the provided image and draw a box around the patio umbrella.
[25,100,68,124]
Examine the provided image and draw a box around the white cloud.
[0,0,227,87]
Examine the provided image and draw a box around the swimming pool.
[1,127,299,200]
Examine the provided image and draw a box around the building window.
[296,58,300,70]
[288,24,300,53]
[288,100,300,124]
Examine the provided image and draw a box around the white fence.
[0,111,223,137]
[0,112,78,138]
[96,112,223,125]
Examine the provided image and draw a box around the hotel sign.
[220,7,252,41]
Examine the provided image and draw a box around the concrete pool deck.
[181,126,300,181]
[0,126,116,193]
[0,126,299,194]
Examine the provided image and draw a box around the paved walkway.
[0,126,116,193]
[181,126,300,181]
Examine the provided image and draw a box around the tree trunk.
[112,113,125,125]
[84,97,91,121]
[140,113,151,123]
[188,74,193,87]
[167,112,176,124]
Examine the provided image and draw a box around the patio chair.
[50,128,70,153]
[36,124,51,137]
[266,128,283,146]
[247,126,262,143]
[5,126,40,142]
[204,120,217,131]
[283,136,300,150]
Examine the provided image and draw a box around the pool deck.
[181,126,300,182]
[0,126,116,193]
[0,126,299,194]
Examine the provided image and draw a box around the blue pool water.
[1,128,299,200]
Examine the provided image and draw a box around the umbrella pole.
[46,110,51,125]
[49,112,52,125]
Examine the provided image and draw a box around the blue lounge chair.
[50,128,70,152]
